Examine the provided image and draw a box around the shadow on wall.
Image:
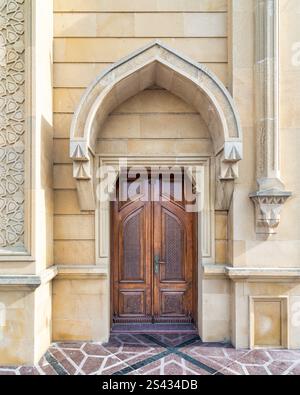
[0,302,5,341]
[35,115,54,268]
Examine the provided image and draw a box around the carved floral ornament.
[0,0,25,250]
[70,41,243,211]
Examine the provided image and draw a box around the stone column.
[250,0,291,236]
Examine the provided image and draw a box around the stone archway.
[69,41,243,340]
[69,41,243,211]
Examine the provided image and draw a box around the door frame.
[111,174,198,325]
[95,156,216,334]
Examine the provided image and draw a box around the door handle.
[154,255,160,275]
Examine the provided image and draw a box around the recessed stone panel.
[251,297,288,349]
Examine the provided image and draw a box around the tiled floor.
[1,334,300,375]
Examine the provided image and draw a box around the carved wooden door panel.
[153,176,195,323]
[112,174,196,324]
[112,177,152,323]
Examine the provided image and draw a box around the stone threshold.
[111,323,198,334]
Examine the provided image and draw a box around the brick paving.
[1,334,300,375]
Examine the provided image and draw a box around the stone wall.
[0,0,54,365]
[1,0,300,366]
[52,0,229,343]
[228,0,300,349]
[52,0,300,349]
[53,0,229,268]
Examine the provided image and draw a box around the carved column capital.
[249,190,291,235]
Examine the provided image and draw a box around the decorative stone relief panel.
[0,0,25,251]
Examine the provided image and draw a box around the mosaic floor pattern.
[1,334,300,375]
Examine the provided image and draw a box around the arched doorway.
[69,41,242,212]
[69,41,243,341]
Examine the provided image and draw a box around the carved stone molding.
[96,156,215,266]
[0,0,25,251]
[0,266,57,291]
[203,264,300,282]
[214,141,242,210]
[219,141,242,181]
[70,41,243,211]
[56,265,107,280]
[250,0,291,235]
[226,266,300,283]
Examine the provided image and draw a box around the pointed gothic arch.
[69,41,243,210]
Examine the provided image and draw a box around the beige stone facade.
[0,0,300,365]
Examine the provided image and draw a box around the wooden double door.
[112,173,197,325]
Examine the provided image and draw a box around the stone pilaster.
[250,0,291,235]
[0,0,54,365]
